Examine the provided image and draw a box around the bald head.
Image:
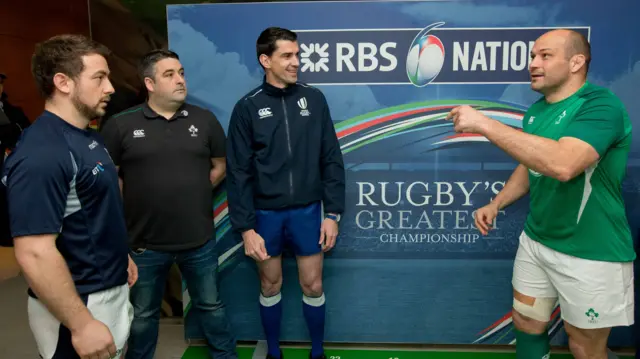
[539,29,591,73]
[563,29,591,72]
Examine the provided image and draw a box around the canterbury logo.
[133,129,145,138]
[258,107,272,119]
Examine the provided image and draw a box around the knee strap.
[513,296,556,322]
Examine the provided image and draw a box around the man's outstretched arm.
[447,103,622,182]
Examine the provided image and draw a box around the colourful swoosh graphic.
[334,99,527,155]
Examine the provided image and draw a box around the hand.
[242,230,270,262]
[446,105,493,134]
[127,255,138,288]
[319,218,338,252]
[71,319,117,359]
[474,202,500,236]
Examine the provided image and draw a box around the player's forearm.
[481,119,573,181]
[15,237,93,332]
[491,164,529,210]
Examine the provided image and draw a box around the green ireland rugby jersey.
[522,81,635,262]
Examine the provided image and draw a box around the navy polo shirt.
[2,111,129,297]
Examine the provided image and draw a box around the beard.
[71,91,107,121]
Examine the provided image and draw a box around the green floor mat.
[182,346,633,359]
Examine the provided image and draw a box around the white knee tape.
[513,297,556,322]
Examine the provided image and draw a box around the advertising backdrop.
[167,0,640,347]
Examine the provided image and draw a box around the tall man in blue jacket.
[226,27,345,359]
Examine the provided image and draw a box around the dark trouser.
[125,239,237,359]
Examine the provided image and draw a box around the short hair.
[138,49,180,83]
[565,30,591,73]
[31,34,111,99]
[256,27,297,68]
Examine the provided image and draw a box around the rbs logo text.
[300,40,398,73]
[294,24,590,86]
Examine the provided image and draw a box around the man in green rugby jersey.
[446,29,635,359]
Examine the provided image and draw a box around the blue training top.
[2,111,129,297]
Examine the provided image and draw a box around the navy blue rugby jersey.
[2,111,129,296]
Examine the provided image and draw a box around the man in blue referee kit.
[2,34,137,359]
[226,27,346,359]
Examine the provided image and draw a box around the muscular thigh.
[296,252,324,296]
[258,255,283,296]
[564,321,611,353]
[297,253,323,284]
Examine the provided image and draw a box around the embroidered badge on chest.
[298,97,310,116]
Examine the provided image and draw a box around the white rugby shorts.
[28,283,133,359]
[512,231,634,329]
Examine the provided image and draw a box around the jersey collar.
[142,102,189,121]
[42,110,91,135]
[261,76,298,97]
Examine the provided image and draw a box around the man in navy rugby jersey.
[2,34,137,359]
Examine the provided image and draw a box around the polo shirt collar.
[142,102,189,120]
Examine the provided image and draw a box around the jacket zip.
[281,97,294,201]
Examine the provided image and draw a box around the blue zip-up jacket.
[226,79,345,233]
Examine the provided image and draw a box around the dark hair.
[565,30,591,73]
[256,27,297,69]
[138,49,180,83]
[31,34,111,99]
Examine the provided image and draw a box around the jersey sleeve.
[562,96,625,157]
[225,101,256,232]
[4,149,74,238]
[207,111,226,158]
[319,91,346,214]
[99,116,123,166]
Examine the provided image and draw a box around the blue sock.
[303,293,326,358]
[260,293,282,358]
